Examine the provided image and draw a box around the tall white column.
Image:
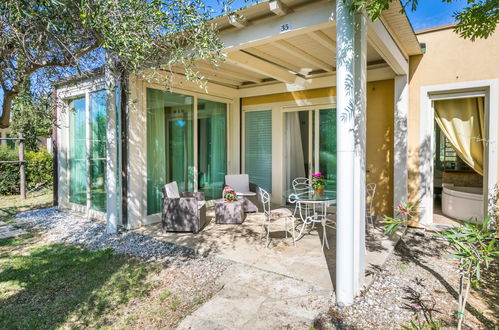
[394,75,409,210]
[105,54,121,234]
[335,0,367,306]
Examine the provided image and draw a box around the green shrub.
[0,146,53,195]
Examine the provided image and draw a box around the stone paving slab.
[0,225,26,239]
[177,263,332,330]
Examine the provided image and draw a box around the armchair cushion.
[164,181,180,198]
[225,174,252,195]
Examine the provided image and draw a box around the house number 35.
[280,22,291,33]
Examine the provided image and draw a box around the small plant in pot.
[311,172,325,193]
[223,186,237,202]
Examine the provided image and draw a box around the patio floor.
[135,208,400,292]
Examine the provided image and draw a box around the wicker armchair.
[162,181,207,234]
[224,174,260,212]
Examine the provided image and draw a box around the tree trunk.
[0,90,17,128]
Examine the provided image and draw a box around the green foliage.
[347,0,498,41]
[454,0,499,41]
[0,147,53,195]
[383,200,420,235]
[437,216,498,328]
[0,147,20,195]
[0,0,224,127]
[438,216,498,286]
[11,88,53,152]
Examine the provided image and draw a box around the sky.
[0,0,474,116]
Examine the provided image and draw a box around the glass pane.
[89,90,107,212]
[147,88,194,215]
[69,97,87,205]
[198,99,227,200]
[245,110,272,193]
[319,108,336,191]
[284,111,309,191]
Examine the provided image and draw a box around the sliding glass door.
[147,89,194,215]
[68,91,108,211]
[318,108,336,190]
[146,88,228,215]
[198,99,227,200]
[284,106,336,191]
[69,97,87,205]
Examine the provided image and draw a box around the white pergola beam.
[228,13,248,29]
[195,61,261,83]
[227,51,299,84]
[221,1,335,51]
[269,0,290,16]
[274,39,334,72]
[309,30,336,52]
[367,19,408,75]
[244,48,302,74]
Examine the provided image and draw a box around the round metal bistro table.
[285,188,336,249]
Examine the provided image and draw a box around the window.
[146,88,229,215]
[244,110,272,193]
[68,91,108,211]
[69,97,87,205]
[146,88,194,215]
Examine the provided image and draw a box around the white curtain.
[285,112,306,190]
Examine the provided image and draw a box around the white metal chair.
[259,187,296,248]
[292,177,312,219]
[366,183,376,229]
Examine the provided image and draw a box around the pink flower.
[397,204,403,210]
[401,211,408,217]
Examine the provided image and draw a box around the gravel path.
[16,208,198,264]
[315,230,498,329]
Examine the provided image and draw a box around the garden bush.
[0,146,53,195]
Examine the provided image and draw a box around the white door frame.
[419,79,499,225]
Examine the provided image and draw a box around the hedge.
[0,147,53,195]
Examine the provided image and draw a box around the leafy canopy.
[0,0,224,128]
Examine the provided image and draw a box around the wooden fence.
[0,133,26,199]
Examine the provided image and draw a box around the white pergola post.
[105,54,121,234]
[394,75,409,209]
[335,0,367,306]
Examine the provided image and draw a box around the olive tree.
[0,0,224,128]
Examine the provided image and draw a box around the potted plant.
[223,186,237,202]
[311,172,325,194]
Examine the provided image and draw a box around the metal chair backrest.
[366,183,376,214]
[292,177,311,195]
[259,187,272,218]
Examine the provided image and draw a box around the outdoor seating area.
[161,174,378,253]
[137,185,395,291]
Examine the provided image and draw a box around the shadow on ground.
[0,242,155,329]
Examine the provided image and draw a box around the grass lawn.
[0,188,53,224]
[0,191,223,329]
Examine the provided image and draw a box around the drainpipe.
[335,0,367,306]
[52,88,58,206]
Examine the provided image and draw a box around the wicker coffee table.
[215,199,245,224]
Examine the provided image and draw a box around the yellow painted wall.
[408,26,499,220]
[366,80,394,216]
[242,80,395,216]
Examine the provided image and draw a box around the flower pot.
[315,188,324,195]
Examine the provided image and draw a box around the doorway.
[284,106,336,191]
